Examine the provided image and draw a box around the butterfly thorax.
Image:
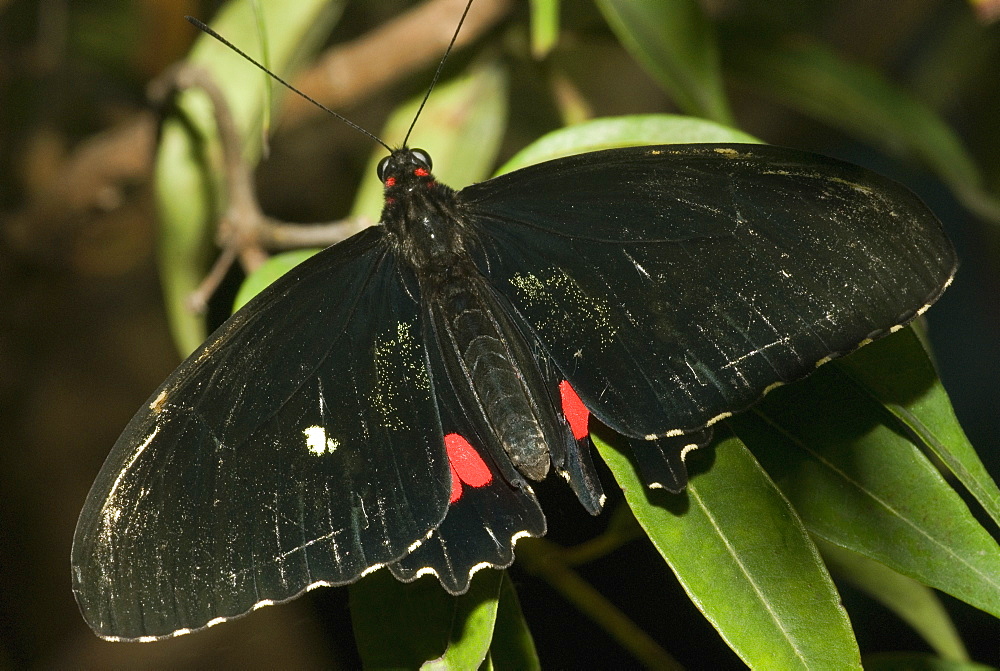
[379,148,472,274]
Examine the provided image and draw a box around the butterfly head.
[377,148,436,194]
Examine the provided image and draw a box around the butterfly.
[71,12,956,646]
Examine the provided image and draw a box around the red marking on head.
[385,176,396,187]
[413,167,429,177]
[444,433,492,503]
[559,381,590,440]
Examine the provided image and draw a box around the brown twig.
[7,0,512,272]
[282,0,512,126]
[150,62,382,312]
[150,62,271,310]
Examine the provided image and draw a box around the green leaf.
[423,574,504,671]
[724,37,1000,224]
[487,573,541,671]
[818,538,968,661]
[595,0,733,125]
[232,248,320,312]
[154,0,343,355]
[250,0,274,139]
[596,431,862,670]
[350,569,503,670]
[351,59,509,220]
[529,0,560,59]
[836,327,1000,531]
[496,114,759,174]
[730,328,1000,619]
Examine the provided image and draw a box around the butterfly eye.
[376,155,391,183]
[410,148,432,171]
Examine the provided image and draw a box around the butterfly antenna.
[185,16,392,153]
[402,0,476,147]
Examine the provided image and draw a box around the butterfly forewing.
[461,144,956,438]
[72,229,452,641]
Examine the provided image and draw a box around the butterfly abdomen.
[427,273,556,482]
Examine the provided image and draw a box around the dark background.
[2,0,999,668]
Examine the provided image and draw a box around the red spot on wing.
[385,176,396,187]
[414,167,429,177]
[444,433,492,503]
[559,381,590,440]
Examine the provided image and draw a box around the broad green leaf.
[595,0,734,125]
[836,327,1000,530]
[487,573,540,671]
[730,329,1000,619]
[423,571,504,671]
[818,538,968,661]
[350,569,503,670]
[497,114,759,174]
[724,37,1000,223]
[154,0,342,355]
[529,0,560,59]
[597,431,861,670]
[232,248,320,312]
[351,60,509,220]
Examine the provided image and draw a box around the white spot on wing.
[302,425,339,456]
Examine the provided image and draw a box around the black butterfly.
[71,134,955,641]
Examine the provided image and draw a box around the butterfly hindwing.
[625,428,715,493]
[387,367,547,592]
[462,144,956,439]
[71,229,452,641]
